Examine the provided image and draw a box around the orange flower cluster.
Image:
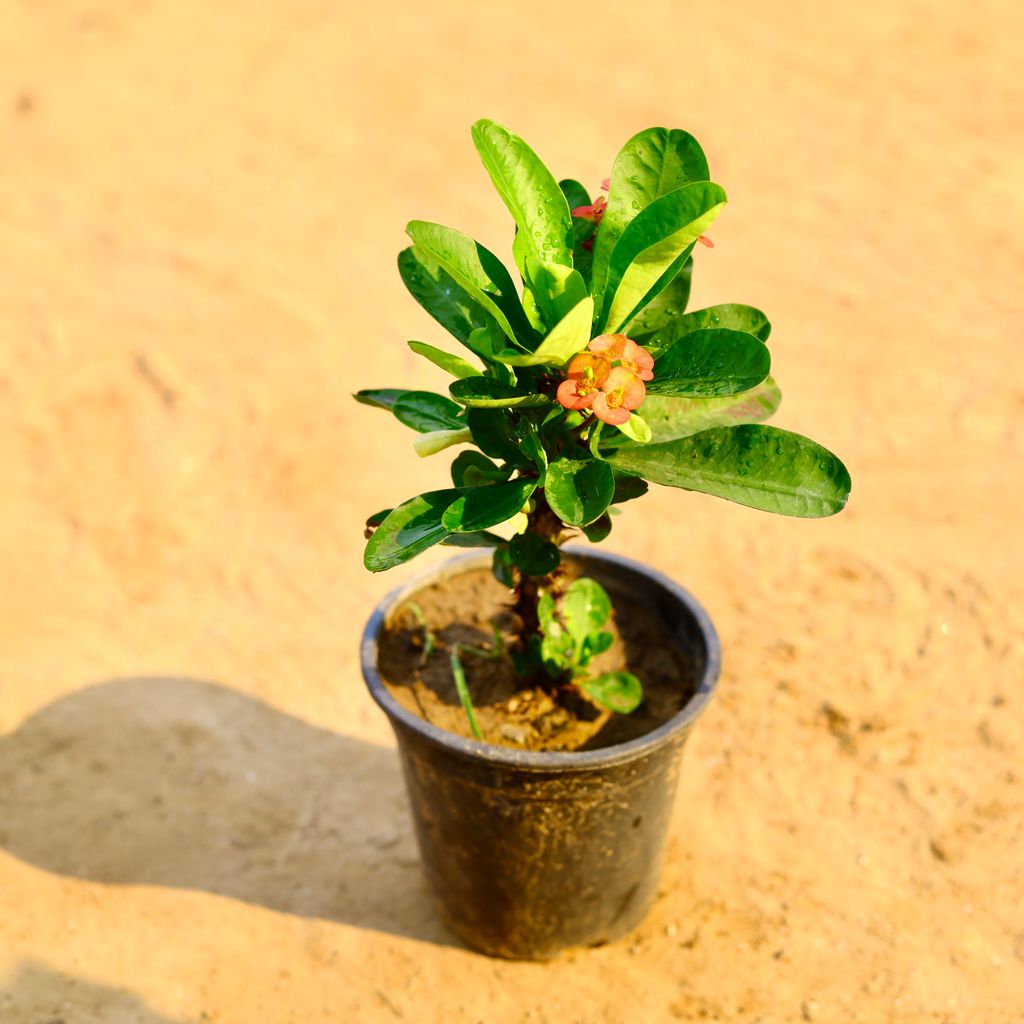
[556,334,654,426]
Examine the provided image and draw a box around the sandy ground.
[1,0,1022,1021]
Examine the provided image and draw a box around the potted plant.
[357,120,850,959]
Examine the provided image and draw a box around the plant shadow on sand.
[0,961,190,1024]
[0,677,455,947]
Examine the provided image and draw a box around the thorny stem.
[511,490,565,678]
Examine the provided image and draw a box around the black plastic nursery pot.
[360,548,721,960]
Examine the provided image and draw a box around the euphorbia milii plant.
[358,119,851,727]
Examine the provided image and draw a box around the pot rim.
[360,546,721,772]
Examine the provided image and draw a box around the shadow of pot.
[360,548,720,960]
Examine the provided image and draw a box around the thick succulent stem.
[512,489,565,661]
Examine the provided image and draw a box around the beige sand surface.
[1,1,1022,1020]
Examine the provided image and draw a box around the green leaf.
[545,457,615,526]
[522,260,589,329]
[392,391,466,432]
[592,128,709,315]
[607,424,852,517]
[616,413,652,444]
[492,546,515,587]
[515,418,548,479]
[407,341,480,379]
[559,179,591,216]
[540,629,574,674]
[451,450,509,487]
[537,591,559,634]
[470,119,574,278]
[354,388,409,411]
[612,472,648,503]
[466,408,521,462]
[406,221,536,345]
[496,296,594,367]
[643,302,771,353]
[450,377,551,409]
[560,578,612,649]
[580,631,614,662]
[441,478,538,533]
[599,181,727,334]
[398,246,495,348]
[625,257,692,338]
[580,513,612,542]
[579,671,643,714]
[441,530,506,549]
[448,646,482,739]
[562,179,598,283]
[646,328,770,397]
[467,321,513,362]
[364,488,459,571]
[639,378,782,443]
[509,531,561,576]
[413,428,473,457]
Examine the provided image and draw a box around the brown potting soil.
[377,564,699,752]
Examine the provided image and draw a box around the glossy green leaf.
[466,408,521,462]
[562,178,598,283]
[392,391,466,432]
[639,378,782,443]
[522,260,589,329]
[625,257,692,338]
[441,478,538,533]
[562,180,588,207]
[646,328,770,397]
[545,457,615,526]
[592,129,709,314]
[354,388,409,411]
[449,377,551,408]
[579,671,643,714]
[607,424,852,517]
[398,246,495,349]
[496,296,594,367]
[599,181,727,334]
[471,119,574,277]
[509,531,561,576]
[643,302,771,354]
[560,577,612,649]
[364,488,459,571]
[407,341,480,379]
[440,530,506,549]
[560,178,592,226]
[515,419,548,478]
[406,220,535,345]
[611,472,648,504]
[492,546,515,587]
[580,513,612,542]
[616,413,652,443]
[451,450,509,487]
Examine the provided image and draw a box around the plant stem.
[512,490,565,668]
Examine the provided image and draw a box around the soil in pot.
[377,560,700,753]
